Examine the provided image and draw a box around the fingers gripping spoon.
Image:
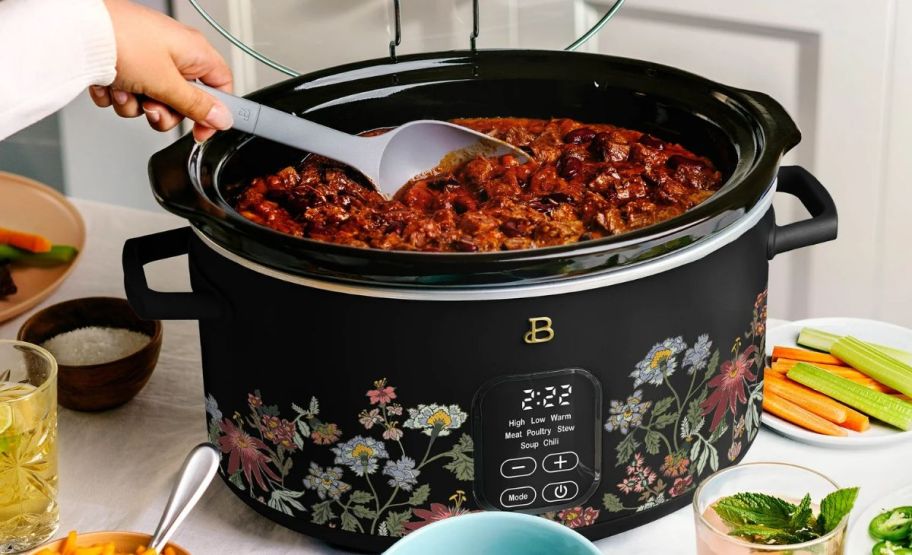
[146,443,221,553]
[193,83,530,198]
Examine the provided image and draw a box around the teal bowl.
[383,512,601,555]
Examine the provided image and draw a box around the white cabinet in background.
[178,0,911,325]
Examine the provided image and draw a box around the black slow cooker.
[123,50,836,552]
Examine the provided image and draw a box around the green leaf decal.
[708,418,729,443]
[704,350,720,381]
[653,412,677,430]
[616,434,639,467]
[439,433,475,481]
[349,490,373,505]
[652,396,675,417]
[644,431,662,455]
[340,511,360,531]
[603,494,624,512]
[408,484,431,506]
[384,509,413,538]
[311,500,335,525]
[228,470,245,491]
[443,452,474,481]
[351,504,376,519]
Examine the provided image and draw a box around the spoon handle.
[191,83,377,175]
[148,443,221,553]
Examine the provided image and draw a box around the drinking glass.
[0,340,58,553]
[693,462,847,555]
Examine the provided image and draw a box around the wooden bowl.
[27,531,189,554]
[17,297,162,411]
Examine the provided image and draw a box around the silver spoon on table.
[192,83,529,199]
[146,443,221,553]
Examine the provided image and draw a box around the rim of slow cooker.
[160,49,797,284]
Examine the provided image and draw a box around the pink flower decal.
[701,344,758,431]
[557,506,600,528]
[217,418,280,492]
[367,378,397,406]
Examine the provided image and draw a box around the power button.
[542,481,579,503]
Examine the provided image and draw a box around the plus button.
[543,451,579,473]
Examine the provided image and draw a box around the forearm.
[0,0,116,140]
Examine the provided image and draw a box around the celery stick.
[798,327,912,366]
[0,244,78,266]
[787,363,912,430]
[831,337,912,398]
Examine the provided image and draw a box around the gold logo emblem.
[524,317,555,344]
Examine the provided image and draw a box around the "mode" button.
[500,486,537,508]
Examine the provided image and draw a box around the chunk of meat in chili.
[232,117,723,252]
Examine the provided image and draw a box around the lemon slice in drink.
[0,404,10,435]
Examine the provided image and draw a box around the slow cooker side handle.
[768,166,838,259]
[122,227,225,320]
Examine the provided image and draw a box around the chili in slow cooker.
[232,118,723,252]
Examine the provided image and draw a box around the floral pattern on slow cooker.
[206,378,477,538]
[600,289,766,515]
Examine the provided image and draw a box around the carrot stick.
[841,407,871,432]
[765,372,870,431]
[772,346,846,366]
[0,227,52,253]
[775,358,852,373]
[762,391,848,436]
[764,373,848,424]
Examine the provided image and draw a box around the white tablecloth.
[1,198,908,554]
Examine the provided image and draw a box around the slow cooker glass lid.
[188,0,625,78]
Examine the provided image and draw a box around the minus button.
[500,456,537,478]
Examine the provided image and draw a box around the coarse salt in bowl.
[18,297,163,411]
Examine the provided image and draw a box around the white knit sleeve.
[0,0,117,140]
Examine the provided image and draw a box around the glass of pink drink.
[693,463,847,555]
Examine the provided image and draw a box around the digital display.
[521,384,572,410]
[473,368,602,514]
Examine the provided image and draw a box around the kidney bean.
[452,238,478,252]
[500,221,522,238]
[564,127,597,144]
[558,155,582,179]
[637,134,665,149]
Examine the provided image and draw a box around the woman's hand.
[88,0,233,142]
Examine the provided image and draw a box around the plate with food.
[846,484,912,555]
[0,172,83,323]
[762,317,912,447]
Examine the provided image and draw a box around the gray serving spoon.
[193,83,529,198]
[147,443,221,553]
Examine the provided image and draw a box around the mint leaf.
[713,493,796,529]
[728,525,803,545]
[788,494,814,531]
[818,487,859,534]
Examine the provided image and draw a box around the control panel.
[473,368,601,513]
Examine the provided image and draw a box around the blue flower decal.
[683,334,713,374]
[205,393,222,421]
[630,337,686,387]
[303,462,351,500]
[382,456,420,491]
[604,389,652,435]
[332,435,389,476]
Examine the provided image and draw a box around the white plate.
[846,483,912,553]
[761,317,912,448]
